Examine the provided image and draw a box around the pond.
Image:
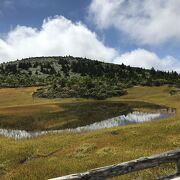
[0,108,175,139]
[0,101,171,131]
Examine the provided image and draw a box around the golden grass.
[0,87,163,131]
[0,86,179,179]
[0,87,92,108]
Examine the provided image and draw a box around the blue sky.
[0,0,88,30]
[0,0,180,71]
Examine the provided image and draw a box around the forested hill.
[0,56,179,99]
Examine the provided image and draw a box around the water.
[0,111,174,140]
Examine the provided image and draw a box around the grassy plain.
[0,87,164,131]
[0,86,179,179]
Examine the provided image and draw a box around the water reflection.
[0,109,175,139]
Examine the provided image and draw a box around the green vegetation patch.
[33,75,127,100]
[0,56,179,92]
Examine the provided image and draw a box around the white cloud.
[114,49,180,72]
[0,16,117,62]
[0,15,179,72]
[89,0,180,45]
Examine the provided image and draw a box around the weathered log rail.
[49,149,180,180]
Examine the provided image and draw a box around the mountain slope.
[0,56,179,99]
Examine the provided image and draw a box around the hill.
[0,56,179,99]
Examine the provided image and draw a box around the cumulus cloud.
[89,0,180,45]
[0,15,179,72]
[114,49,180,72]
[0,16,117,62]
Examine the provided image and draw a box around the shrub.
[33,76,127,100]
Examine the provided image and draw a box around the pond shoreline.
[0,109,175,140]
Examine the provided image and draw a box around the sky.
[0,0,180,72]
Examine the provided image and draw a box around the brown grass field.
[0,86,179,179]
[0,87,164,131]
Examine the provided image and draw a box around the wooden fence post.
[49,149,180,180]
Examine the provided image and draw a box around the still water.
[0,109,175,139]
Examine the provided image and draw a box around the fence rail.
[49,149,180,180]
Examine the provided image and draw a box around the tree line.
[0,56,179,99]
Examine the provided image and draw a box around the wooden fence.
[49,149,180,180]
